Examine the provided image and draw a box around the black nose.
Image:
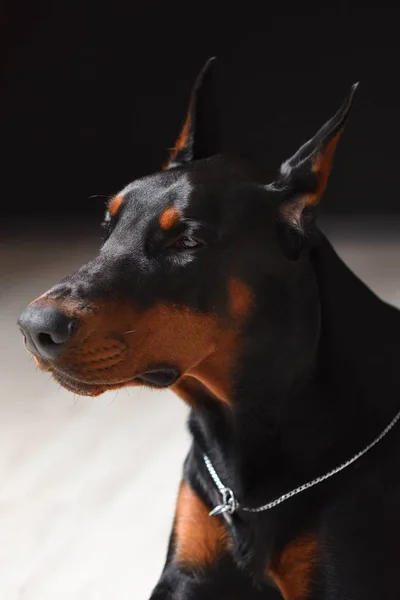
[18,303,77,360]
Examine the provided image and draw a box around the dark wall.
[2,1,400,219]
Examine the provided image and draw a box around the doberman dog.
[18,59,400,599]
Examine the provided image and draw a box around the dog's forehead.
[121,169,192,215]
[116,156,260,222]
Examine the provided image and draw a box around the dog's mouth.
[51,366,181,396]
[134,368,180,388]
[27,339,182,396]
[27,336,181,396]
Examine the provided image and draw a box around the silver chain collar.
[203,407,400,517]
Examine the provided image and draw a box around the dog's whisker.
[122,329,136,334]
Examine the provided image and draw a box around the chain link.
[203,455,226,494]
[204,407,400,515]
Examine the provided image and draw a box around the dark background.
[2,1,400,220]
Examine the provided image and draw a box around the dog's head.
[18,59,357,402]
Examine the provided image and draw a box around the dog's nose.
[18,303,77,360]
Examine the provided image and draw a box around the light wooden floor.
[1,217,399,599]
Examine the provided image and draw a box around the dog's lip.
[52,370,130,396]
[53,367,135,387]
[52,365,181,395]
[134,367,181,388]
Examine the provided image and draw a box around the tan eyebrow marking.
[159,207,180,230]
[108,195,124,217]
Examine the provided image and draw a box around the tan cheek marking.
[108,194,124,217]
[304,130,343,207]
[267,534,318,600]
[188,332,237,406]
[174,281,253,406]
[173,376,208,406]
[31,296,239,405]
[174,481,228,568]
[173,332,238,407]
[159,207,180,230]
[47,299,221,386]
[229,278,253,319]
[177,278,253,406]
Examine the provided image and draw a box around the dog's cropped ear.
[273,83,358,232]
[164,57,217,169]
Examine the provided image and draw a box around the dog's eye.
[173,235,201,250]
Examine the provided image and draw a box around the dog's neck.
[184,232,400,509]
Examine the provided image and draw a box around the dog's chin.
[52,371,115,396]
[53,367,181,397]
